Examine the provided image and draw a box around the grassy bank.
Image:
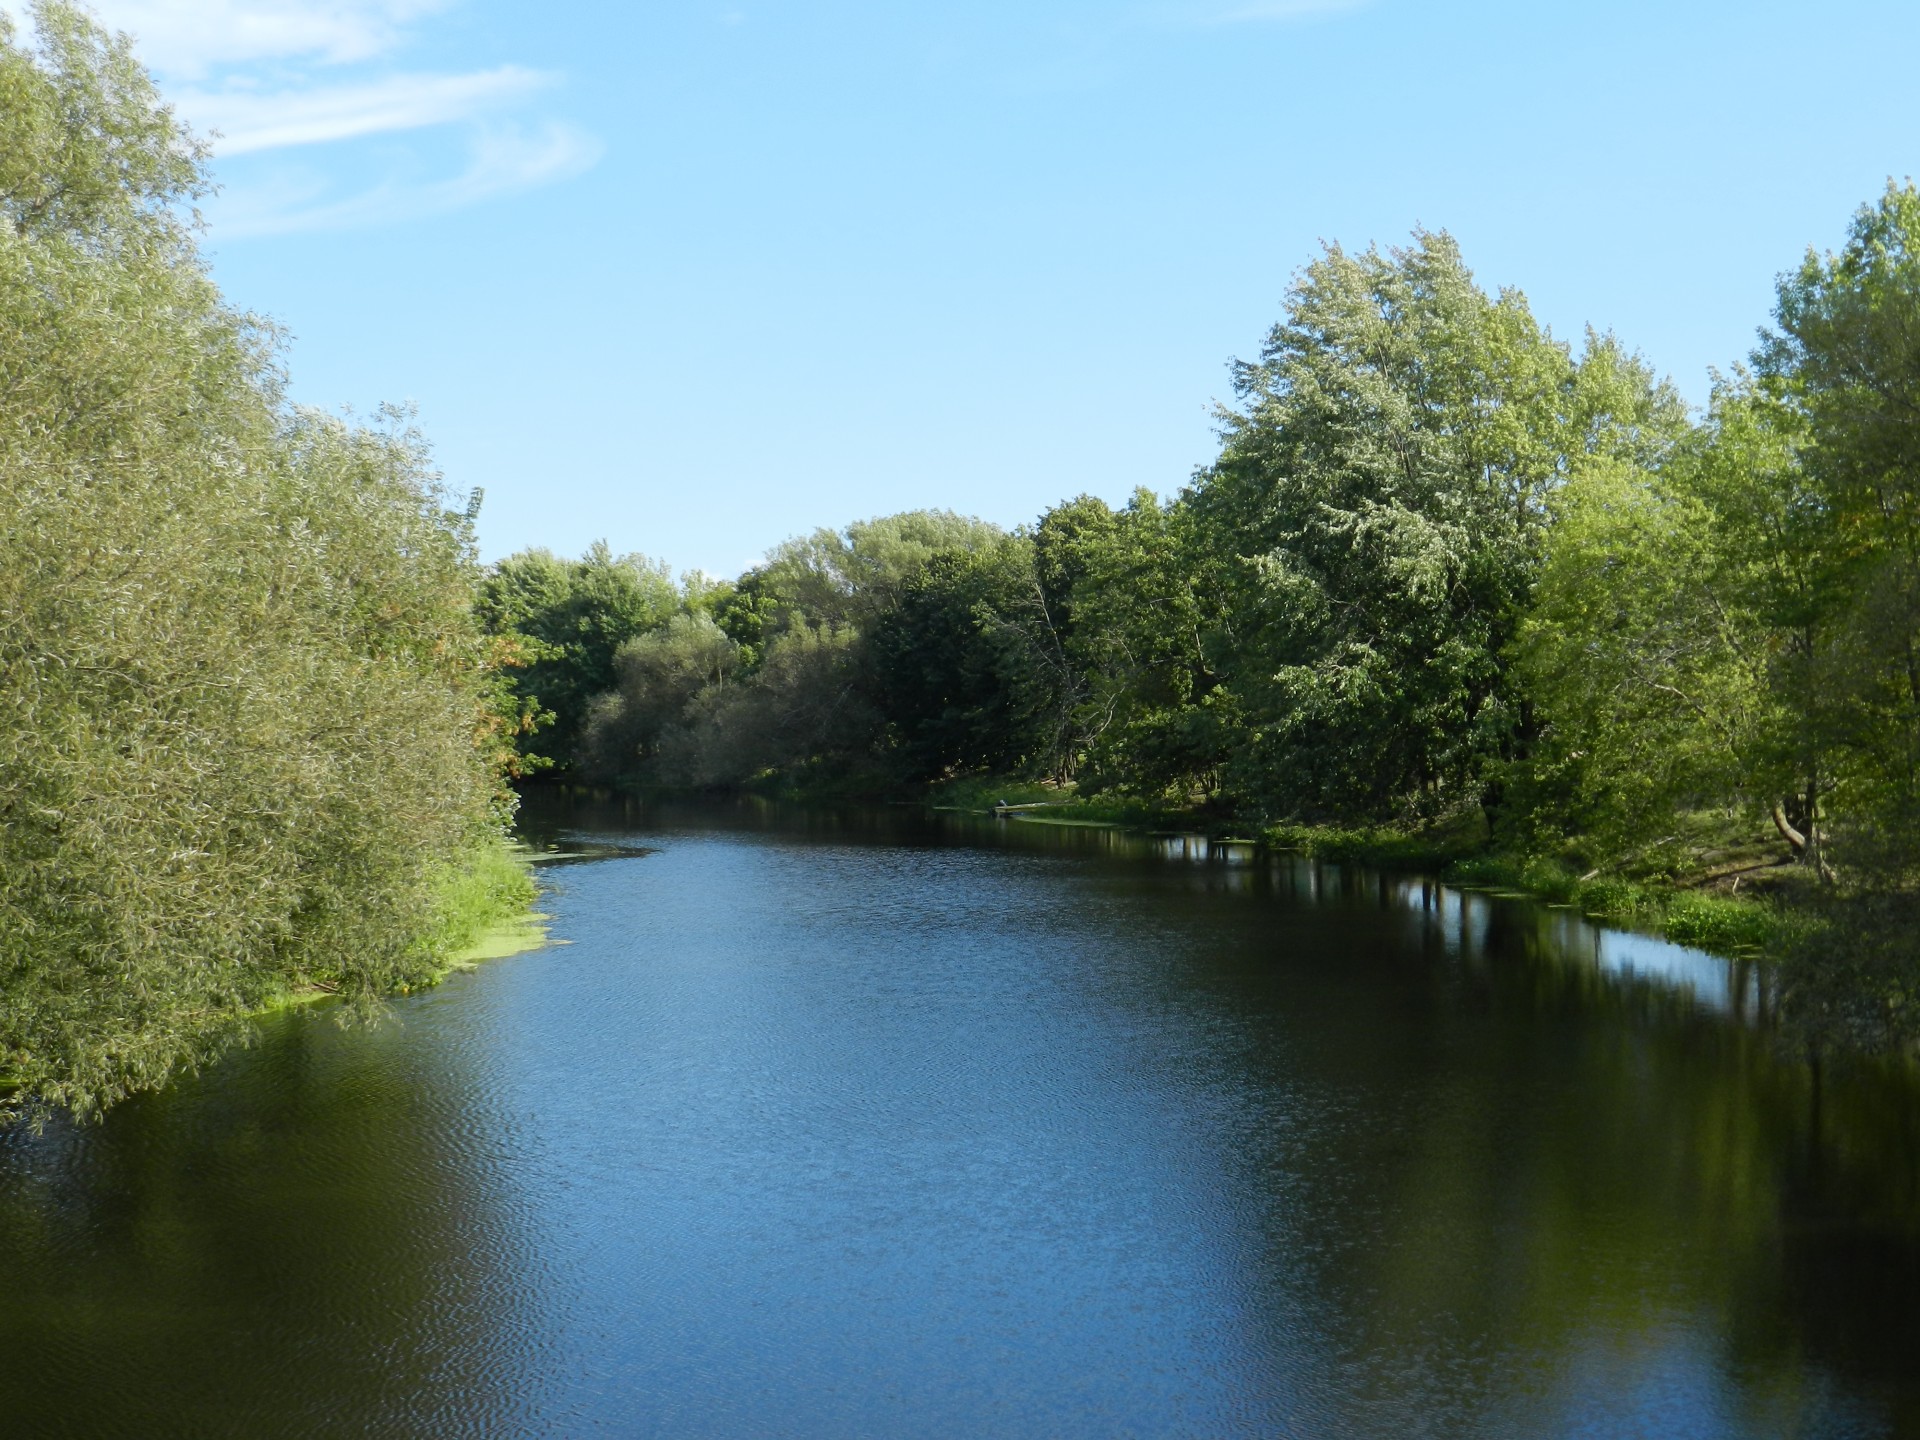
[923,777,1796,961]
[931,780,1795,961]
[1439,852,1791,956]
[924,776,1207,829]
[258,838,548,1014]
[1259,811,1490,871]
[424,839,548,968]
[1256,814,1792,959]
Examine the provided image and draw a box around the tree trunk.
[1770,800,1807,854]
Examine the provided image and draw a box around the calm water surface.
[4,792,1919,1438]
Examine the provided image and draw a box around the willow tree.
[1,3,508,1116]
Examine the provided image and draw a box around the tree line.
[486,198,1920,1048]
[1,3,526,1116]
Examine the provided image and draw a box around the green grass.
[1442,851,1785,957]
[1663,892,1782,954]
[423,839,545,969]
[926,776,1073,811]
[925,775,1201,829]
[1260,811,1488,871]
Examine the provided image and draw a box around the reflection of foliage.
[1257,885,1920,1433]
[0,1006,541,1434]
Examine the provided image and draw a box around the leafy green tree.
[677,623,881,788]
[1757,181,1920,888]
[0,1,207,243]
[1192,230,1684,822]
[1736,181,1920,1047]
[476,543,679,769]
[580,613,740,783]
[1035,490,1228,798]
[752,510,1007,633]
[0,4,509,1116]
[866,534,1071,779]
[618,511,1014,792]
[708,568,781,668]
[1511,441,1781,872]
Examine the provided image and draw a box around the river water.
[4,792,1919,1438]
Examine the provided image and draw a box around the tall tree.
[866,534,1071,780]
[1033,491,1226,798]
[1192,230,1683,821]
[1757,181,1920,888]
[750,510,1008,634]
[476,543,679,769]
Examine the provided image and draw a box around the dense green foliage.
[474,542,681,769]
[492,190,1920,1049]
[0,4,519,1116]
[1194,233,1686,819]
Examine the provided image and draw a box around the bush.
[1663,892,1777,955]
[1573,876,1645,920]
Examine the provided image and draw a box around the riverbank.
[924,776,1215,830]
[1251,816,1792,957]
[422,839,551,971]
[270,838,549,1010]
[922,777,1796,961]
[4,839,550,1118]
[543,771,1799,964]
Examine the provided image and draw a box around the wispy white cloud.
[179,66,553,154]
[214,121,603,237]
[66,0,450,76]
[2,0,607,234]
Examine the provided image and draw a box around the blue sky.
[52,0,1920,574]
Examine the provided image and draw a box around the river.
[4,791,1918,1437]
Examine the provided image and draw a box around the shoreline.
[3,840,553,1118]
[930,791,1788,964]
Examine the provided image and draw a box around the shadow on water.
[0,987,553,1437]
[5,786,1918,1438]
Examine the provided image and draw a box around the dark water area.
[5,792,1920,1438]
